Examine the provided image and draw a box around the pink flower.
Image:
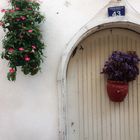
[28,30,33,33]
[21,16,26,20]
[8,48,14,53]
[18,47,24,51]
[15,7,20,10]
[0,22,4,26]
[9,10,15,13]
[16,18,20,21]
[32,45,36,49]
[1,9,6,13]
[9,68,15,73]
[25,56,30,61]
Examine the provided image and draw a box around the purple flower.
[101,51,140,82]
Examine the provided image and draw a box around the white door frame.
[57,1,140,140]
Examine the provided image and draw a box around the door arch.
[66,28,140,140]
[57,1,140,139]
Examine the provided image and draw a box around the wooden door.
[66,28,140,140]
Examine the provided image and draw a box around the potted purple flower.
[102,51,140,102]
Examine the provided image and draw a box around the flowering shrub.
[0,0,45,81]
[102,51,140,82]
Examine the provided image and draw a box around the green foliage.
[0,0,45,81]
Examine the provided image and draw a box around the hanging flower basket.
[0,0,45,81]
[107,80,128,102]
[101,51,140,102]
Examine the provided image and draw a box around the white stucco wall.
[0,0,140,140]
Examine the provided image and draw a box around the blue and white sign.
[108,6,125,17]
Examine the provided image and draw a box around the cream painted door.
[66,28,140,140]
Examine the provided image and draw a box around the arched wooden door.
[66,28,140,140]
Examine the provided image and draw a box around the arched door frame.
[57,1,140,140]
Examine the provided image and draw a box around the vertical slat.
[91,39,98,140]
[122,36,129,140]
[127,36,132,140]
[78,44,84,140]
[128,38,134,140]
[82,42,89,140]
[100,36,107,140]
[86,38,93,140]
[137,39,140,140]
[114,34,121,140]
[96,37,102,140]
[132,39,139,140]
[104,34,111,140]
[108,33,116,140]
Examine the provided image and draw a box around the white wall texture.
[0,0,140,140]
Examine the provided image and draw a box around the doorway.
[66,28,140,140]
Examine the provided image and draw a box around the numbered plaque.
[108,6,125,17]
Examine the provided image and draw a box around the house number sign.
[108,6,125,17]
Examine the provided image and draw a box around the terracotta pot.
[107,80,128,102]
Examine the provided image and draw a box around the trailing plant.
[0,0,45,81]
[102,51,140,82]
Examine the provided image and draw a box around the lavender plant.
[102,51,140,82]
